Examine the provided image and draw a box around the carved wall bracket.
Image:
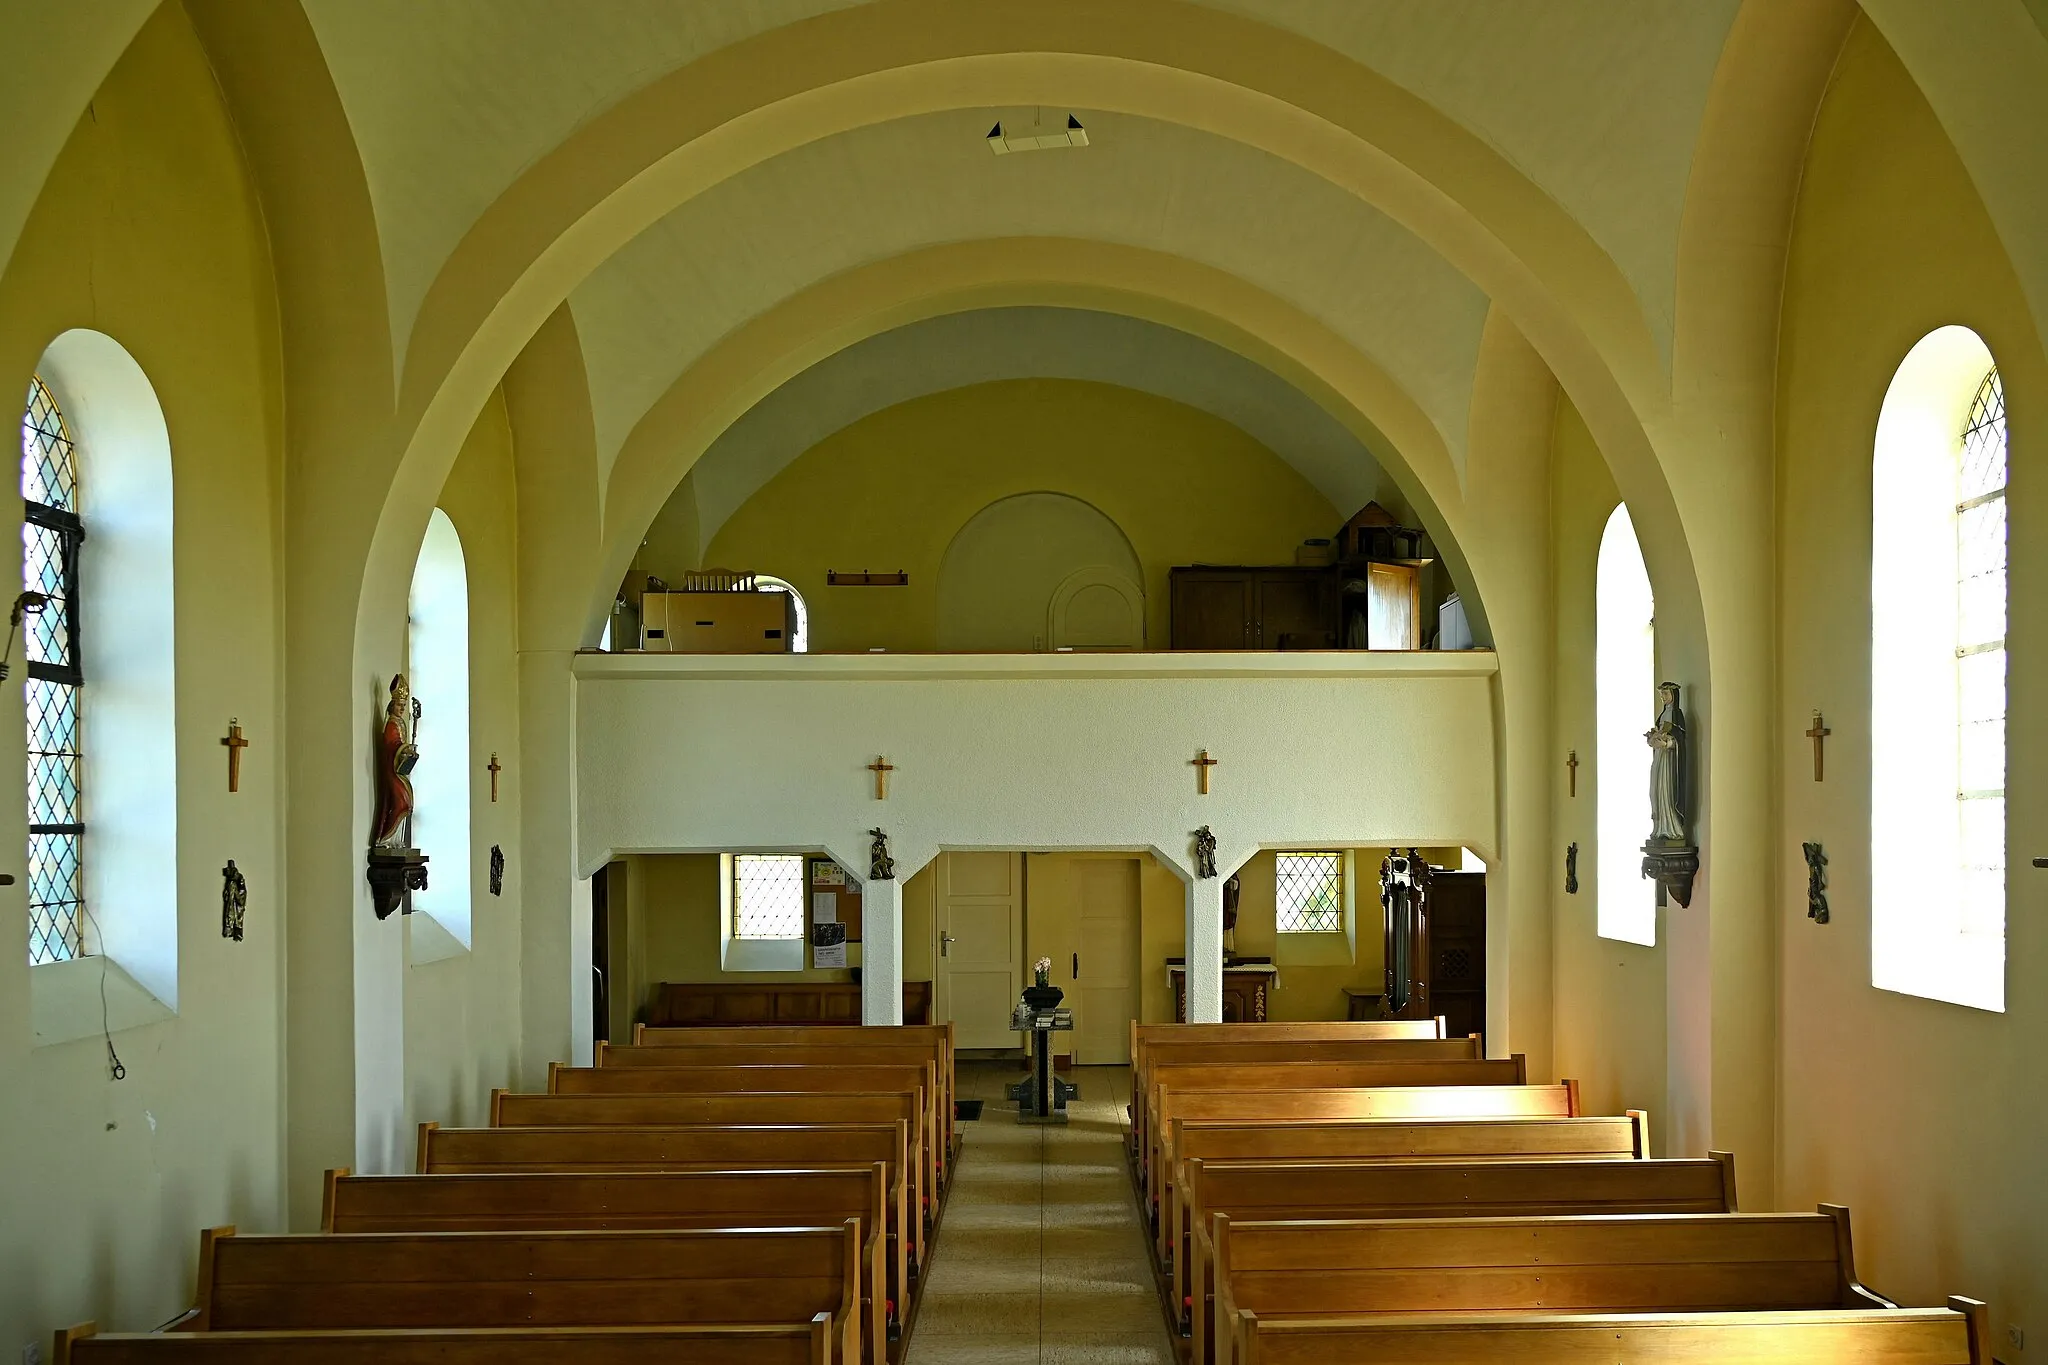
[368,847,429,920]
[1640,841,1698,909]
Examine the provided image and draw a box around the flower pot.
[1022,985,1065,1011]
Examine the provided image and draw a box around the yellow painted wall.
[1773,18,2047,1328]
[694,379,1343,652]
[0,6,286,1345]
[400,391,525,1133]
[1546,397,1669,1135]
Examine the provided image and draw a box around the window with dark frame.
[1275,851,1343,933]
[22,376,85,966]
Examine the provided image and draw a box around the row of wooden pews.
[1128,1019,1990,1365]
[58,1022,957,1365]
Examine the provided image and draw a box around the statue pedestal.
[1641,840,1698,909]
[367,847,429,920]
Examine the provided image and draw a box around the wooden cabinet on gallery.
[1168,563,1428,650]
[1428,871,1486,1042]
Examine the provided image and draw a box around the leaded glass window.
[1275,851,1343,933]
[22,376,85,965]
[1955,368,2007,942]
[733,854,806,939]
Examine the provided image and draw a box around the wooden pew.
[1210,1206,1897,1365]
[56,1320,838,1365]
[489,1091,930,1269]
[1128,1020,1446,1138]
[1141,1056,1532,1223]
[600,1042,954,1182]
[547,1062,943,1205]
[1162,1110,1645,1313]
[628,1023,956,1168]
[415,1120,910,1290]
[1183,1153,1737,1365]
[1148,1082,1580,1258]
[185,1222,866,1365]
[323,1166,893,1360]
[1126,1036,1483,1164]
[1233,1300,1991,1365]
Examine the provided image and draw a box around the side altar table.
[1008,1005,1076,1123]
[1167,958,1279,1022]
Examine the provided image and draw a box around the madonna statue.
[1645,681,1688,844]
[372,674,420,848]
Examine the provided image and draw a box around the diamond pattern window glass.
[1955,369,2006,931]
[21,376,85,966]
[1275,852,1343,933]
[733,854,806,939]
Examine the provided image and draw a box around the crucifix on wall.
[867,755,895,800]
[1805,711,1831,782]
[221,719,249,794]
[1566,749,1579,798]
[1191,749,1218,795]
[487,752,502,803]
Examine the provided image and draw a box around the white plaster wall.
[575,652,1499,1018]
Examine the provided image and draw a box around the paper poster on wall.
[812,892,839,924]
[811,919,848,968]
[812,862,847,887]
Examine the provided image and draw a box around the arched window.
[755,575,808,653]
[21,377,85,965]
[1595,504,1657,946]
[408,509,471,945]
[1873,327,2006,1011]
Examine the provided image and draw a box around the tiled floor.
[905,1061,1175,1365]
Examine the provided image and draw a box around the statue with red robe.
[372,674,419,848]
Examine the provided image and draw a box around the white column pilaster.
[862,877,904,1024]
[1185,876,1225,1022]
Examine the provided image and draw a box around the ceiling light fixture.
[988,113,1089,155]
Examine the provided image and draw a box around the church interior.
[2,2,2043,1362]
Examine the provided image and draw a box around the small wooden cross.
[487,752,502,803]
[1806,711,1831,783]
[1567,749,1579,798]
[221,718,249,794]
[1191,749,1218,795]
[867,755,895,800]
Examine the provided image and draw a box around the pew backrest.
[1129,1020,1447,1127]
[57,1320,837,1365]
[1182,1154,1734,1365]
[1211,1205,1893,1365]
[322,1167,890,1361]
[192,1222,865,1365]
[487,1091,928,1267]
[1234,1301,1989,1365]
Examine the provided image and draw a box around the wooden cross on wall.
[1191,749,1218,795]
[1806,712,1831,782]
[868,755,895,800]
[221,719,249,794]
[488,752,502,803]
[1567,749,1579,798]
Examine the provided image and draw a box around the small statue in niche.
[1802,842,1830,924]
[489,845,504,897]
[1192,825,1217,880]
[1645,681,1689,844]
[372,674,420,848]
[221,859,247,941]
[868,828,895,882]
[1564,842,1579,895]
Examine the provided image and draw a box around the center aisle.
[905,1062,1175,1365]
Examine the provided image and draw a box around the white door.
[1074,858,1140,1063]
[935,852,1024,1050]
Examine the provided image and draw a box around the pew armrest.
[52,1323,94,1365]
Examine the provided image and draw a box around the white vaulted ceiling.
[297,0,1742,378]
[565,109,1490,484]
[682,306,1390,548]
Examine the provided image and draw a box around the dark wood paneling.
[650,981,932,1027]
